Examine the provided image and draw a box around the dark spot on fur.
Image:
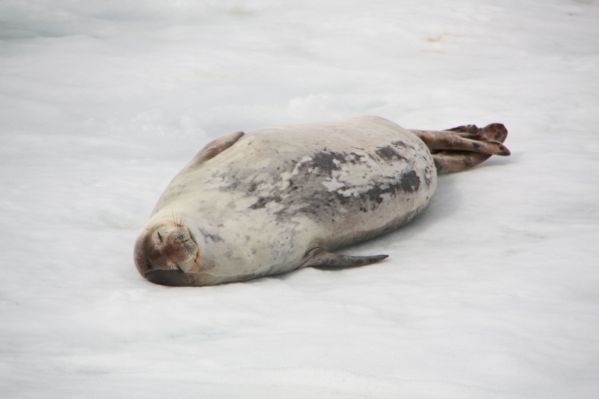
[310,151,347,176]
[363,175,418,207]
[392,140,418,151]
[250,195,282,209]
[400,171,420,193]
[424,166,433,187]
[348,152,365,164]
[365,185,387,204]
[375,145,408,162]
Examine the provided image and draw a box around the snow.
[1,0,599,397]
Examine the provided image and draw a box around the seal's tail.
[410,123,510,174]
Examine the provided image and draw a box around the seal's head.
[134,220,201,286]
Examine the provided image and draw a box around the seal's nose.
[134,223,200,279]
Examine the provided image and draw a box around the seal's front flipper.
[302,248,388,269]
[191,131,244,165]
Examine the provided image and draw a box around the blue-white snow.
[1,0,599,397]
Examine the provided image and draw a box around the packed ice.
[1,0,598,397]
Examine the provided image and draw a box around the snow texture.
[1,0,598,397]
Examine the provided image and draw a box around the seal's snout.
[134,222,201,282]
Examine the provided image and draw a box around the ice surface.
[1,0,599,397]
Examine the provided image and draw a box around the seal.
[134,116,509,286]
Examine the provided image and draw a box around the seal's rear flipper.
[302,248,388,269]
[411,123,509,174]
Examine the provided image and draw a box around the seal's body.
[135,116,509,286]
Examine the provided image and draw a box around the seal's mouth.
[144,269,199,286]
